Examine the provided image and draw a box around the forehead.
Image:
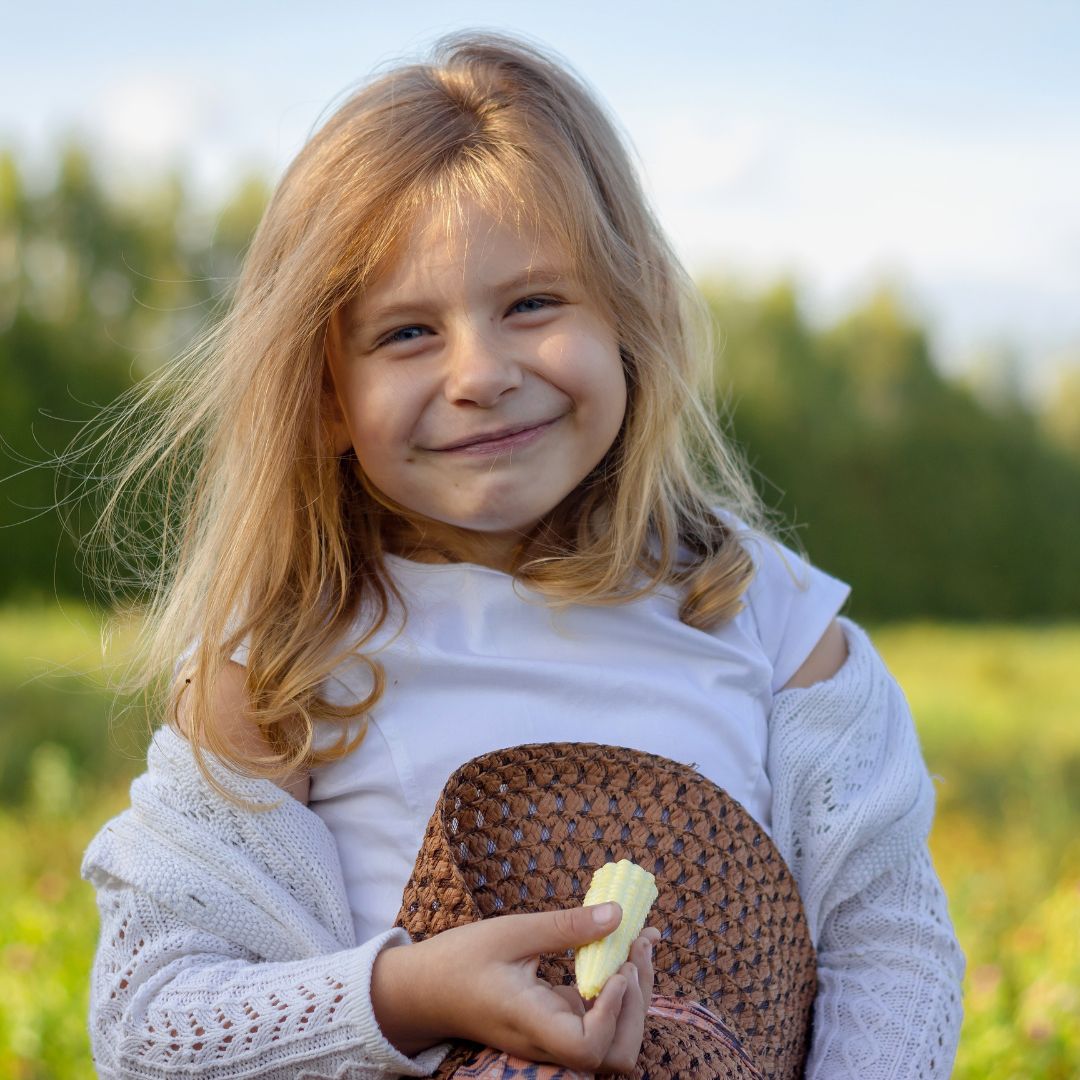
[345,195,577,321]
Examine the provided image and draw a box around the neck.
[382,519,526,573]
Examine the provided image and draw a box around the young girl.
[82,32,964,1079]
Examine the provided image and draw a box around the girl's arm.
[781,619,848,690]
[175,660,310,804]
[87,879,655,1078]
[87,879,446,1079]
[84,716,657,1077]
[769,618,965,1080]
[369,904,659,1070]
[806,847,963,1079]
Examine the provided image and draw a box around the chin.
[433,492,556,534]
[446,510,544,537]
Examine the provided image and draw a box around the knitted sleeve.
[81,727,452,1079]
[768,618,965,1080]
[806,847,965,1079]
[87,877,448,1079]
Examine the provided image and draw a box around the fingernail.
[591,901,617,926]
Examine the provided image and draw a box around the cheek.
[538,330,626,405]
[605,355,629,418]
[345,369,424,458]
[591,349,629,461]
[585,343,629,435]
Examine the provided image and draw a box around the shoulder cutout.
[781,619,848,690]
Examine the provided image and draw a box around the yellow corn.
[574,859,658,999]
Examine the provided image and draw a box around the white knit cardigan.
[81,618,964,1078]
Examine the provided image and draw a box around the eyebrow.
[349,266,573,338]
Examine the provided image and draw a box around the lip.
[431,417,562,454]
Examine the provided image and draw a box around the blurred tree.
[0,143,267,602]
[1041,363,1080,460]
[706,282,1080,621]
[2,142,1076,619]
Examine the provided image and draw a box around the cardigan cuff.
[343,926,452,1076]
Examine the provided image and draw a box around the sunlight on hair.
[63,31,785,795]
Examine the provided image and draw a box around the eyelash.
[375,295,562,348]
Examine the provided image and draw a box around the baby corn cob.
[574,859,658,999]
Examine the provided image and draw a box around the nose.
[442,322,522,407]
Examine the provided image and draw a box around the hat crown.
[398,742,815,1079]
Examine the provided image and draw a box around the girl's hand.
[372,902,659,1074]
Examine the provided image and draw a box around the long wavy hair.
[81,32,779,787]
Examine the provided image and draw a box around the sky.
[5,1,1079,399]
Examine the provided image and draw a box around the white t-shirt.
[276,530,850,945]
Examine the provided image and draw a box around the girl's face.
[326,198,627,567]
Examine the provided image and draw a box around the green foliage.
[0,603,150,805]
[1042,365,1080,460]
[707,282,1080,620]
[0,605,148,1079]
[1,788,131,1080]
[1,605,1078,1077]
[875,622,1080,1079]
[2,145,1078,619]
[0,143,268,603]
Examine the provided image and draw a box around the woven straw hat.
[397,742,816,1079]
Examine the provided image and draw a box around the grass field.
[1,606,1077,1079]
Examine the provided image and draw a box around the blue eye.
[510,296,559,315]
[379,325,429,346]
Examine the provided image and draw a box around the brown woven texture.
[396,742,816,1080]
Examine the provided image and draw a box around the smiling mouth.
[430,417,561,454]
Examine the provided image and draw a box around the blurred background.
[1,2,1077,1077]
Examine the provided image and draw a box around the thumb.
[497,901,623,960]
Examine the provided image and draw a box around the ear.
[323,313,356,456]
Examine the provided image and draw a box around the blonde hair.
[83,31,776,786]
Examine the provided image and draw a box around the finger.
[484,901,623,960]
[599,961,647,1074]
[580,970,628,1048]
[544,971,627,1071]
[549,984,586,1017]
[629,932,655,1003]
